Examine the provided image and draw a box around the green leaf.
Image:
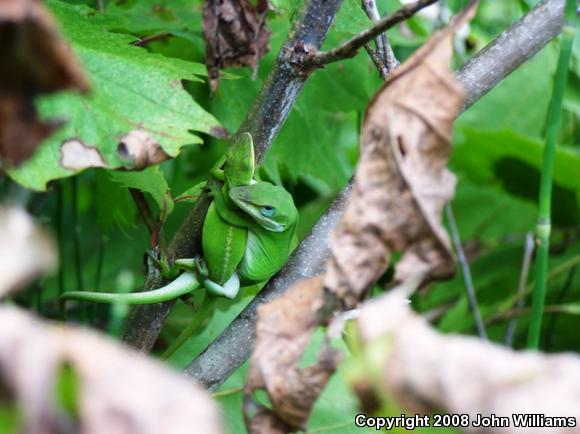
[432,246,580,346]
[269,0,301,17]
[452,129,580,226]
[457,45,558,138]
[9,0,219,191]
[330,0,372,36]
[0,403,21,434]
[449,177,537,242]
[564,73,580,117]
[435,244,524,334]
[95,170,138,232]
[55,363,80,421]
[303,332,369,434]
[415,179,537,312]
[108,166,174,221]
[264,108,358,194]
[103,0,203,35]
[164,284,262,369]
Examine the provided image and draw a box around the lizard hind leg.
[202,272,240,299]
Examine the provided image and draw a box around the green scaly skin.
[60,133,298,305]
[60,272,201,305]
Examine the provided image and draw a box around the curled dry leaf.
[117,129,171,170]
[0,206,57,297]
[353,288,580,433]
[244,276,341,432]
[0,306,224,434]
[325,4,478,308]
[0,0,87,166]
[203,0,270,92]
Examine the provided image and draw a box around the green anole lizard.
[60,133,298,304]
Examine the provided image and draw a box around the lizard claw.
[194,257,209,278]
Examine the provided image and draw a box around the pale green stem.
[527,0,576,349]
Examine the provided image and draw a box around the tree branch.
[184,0,567,390]
[362,0,388,61]
[121,0,344,351]
[361,0,399,76]
[305,0,439,68]
[457,0,566,109]
[364,45,389,79]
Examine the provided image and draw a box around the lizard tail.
[60,272,201,305]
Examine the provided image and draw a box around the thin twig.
[361,0,399,75]
[132,32,171,47]
[362,0,387,59]
[364,45,389,78]
[446,205,487,340]
[544,266,577,350]
[487,304,580,326]
[517,254,580,306]
[504,232,534,347]
[71,177,86,322]
[306,0,439,67]
[129,188,156,236]
[184,0,568,389]
[56,181,65,301]
[486,254,580,326]
[94,235,106,292]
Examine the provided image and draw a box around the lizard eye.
[260,205,275,217]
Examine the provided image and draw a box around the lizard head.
[228,182,297,232]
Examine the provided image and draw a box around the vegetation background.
[2,0,579,433]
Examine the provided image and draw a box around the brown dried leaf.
[0,206,57,297]
[353,289,580,433]
[244,276,341,432]
[0,0,88,166]
[246,408,293,434]
[117,129,170,170]
[324,4,478,308]
[0,306,224,434]
[203,0,270,93]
